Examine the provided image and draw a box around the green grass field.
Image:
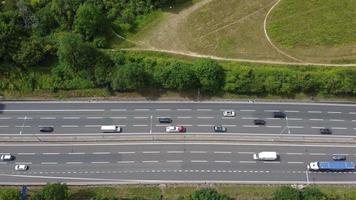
[267,0,356,63]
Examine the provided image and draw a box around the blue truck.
[307,161,355,171]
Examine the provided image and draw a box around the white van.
[253,151,279,161]
[100,125,121,133]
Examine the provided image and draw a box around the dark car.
[273,112,286,118]
[159,117,172,123]
[254,119,266,125]
[320,128,332,134]
[332,155,347,161]
[214,126,227,132]
[40,127,54,132]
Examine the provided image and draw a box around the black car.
[254,119,266,125]
[158,117,172,123]
[273,112,286,118]
[320,128,332,134]
[214,126,227,132]
[40,127,54,132]
[332,155,347,161]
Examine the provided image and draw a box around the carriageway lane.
[0,103,355,136]
[1,143,356,183]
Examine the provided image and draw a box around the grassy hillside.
[267,0,356,63]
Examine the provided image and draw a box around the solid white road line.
[190,151,207,154]
[84,125,101,128]
[214,151,232,154]
[239,161,256,163]
[309,153,326,155]
[17,117,32,120]
[110,117,127,119]
[266,125,282,128]
[66,162,83,164]
[311,127,325,129]
[15,125,31,128]
[222,125,236,127]
[87,117,103,119]
[240,110,256,112]
[329,119,345,122]
[197,117,214,119]
[110,109,127,111]
[288,118,302,121]
[118,152,135,154]
[332,127,347,130]
[197,124,214,127]
[142,151,160,154]
[287,162,304,164]
[0,117,12,119]
[308,111,322,113]
[167,151,184,154]
[117,161,134,164]
[134,117,149,119]
[41,162,58,165]
[286,153,303,155]
[61,125,78,128]
[284,110,300,113]
[264,110,279,112]
[156,109,171,111]
[133,125,148,127]
[214,161,231,163]
[91,162,109,164]
[63,117,80,119]
[68,152,85,155]
[42,153,60,155]
[349,112,356,114]
[288,126,304,129]
[92,152,110,155]
[0,126,9,128]
[238,152,254,154]
[177,109,192,111]
[6,109,104,112]
[142,161,159,163]
[310,119,323,121]
[134,109,150,111]
[16,162,32,164]
[263,161,280,164]
[328,112,342,114]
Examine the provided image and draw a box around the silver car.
[14,164,29,171]
[223,110,236,117]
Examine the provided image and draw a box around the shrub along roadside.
[1,52,356,98]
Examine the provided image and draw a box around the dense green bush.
[30,183,70,200]
[0,188,21,200]
[273,186,301,200]
[186,188,230,200]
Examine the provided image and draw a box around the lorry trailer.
[307,161,355,171]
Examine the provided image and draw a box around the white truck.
[100,125,121,133]
[253,151,279,161]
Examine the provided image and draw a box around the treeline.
[2,50,356,97]
[0,184,342,200]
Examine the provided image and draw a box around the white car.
[165,126,186,133]
[0,154,14,161]
[14,164,29,171]
[223,110,236,117]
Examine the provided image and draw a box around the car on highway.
[320,128,332,134]
[159,117,172,123]
[332,155,347,161]
[273,112,286,118]
[14,164,28,171]
[40,127,54,132]
[253,151,279,161]
[166,126,186,133]
[213,126,227,132]
[254,119,266,125]
[223,110,236,117]
[0,154,15,161]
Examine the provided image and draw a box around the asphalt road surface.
[0,101,355,136]
[1,142,356,184]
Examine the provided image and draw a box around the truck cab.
[253,151,279,161]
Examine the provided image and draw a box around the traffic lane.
[2,143,356,156]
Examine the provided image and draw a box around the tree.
[34,4,58,36]
[41,183,69,200]
[74,3,107,41]
[112,62,148,91]
[193,59,225,93]
[0,10,27,63]
[13,36,47,67]
[301,187,326,200]
[51,0,84,30]
[187,188,230,200]
[272,186,301,200]
[57,32,98,70]
[0,188,21,200]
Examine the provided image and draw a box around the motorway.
[1,142,356,184]
[0,101,355,136]
[0,101,356,184]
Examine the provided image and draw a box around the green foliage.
[13,36,48,67]
[187,188,230,200]
[74,3,107,41]
[0,188,21,200]
[268,0,356,48]
[302,187,326,200]
[34,4,58,36]
[41,183,70,200]
[273,186,301,200]
[193,59,225,93]
[112,61,149,91]
[57,32,98,70]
